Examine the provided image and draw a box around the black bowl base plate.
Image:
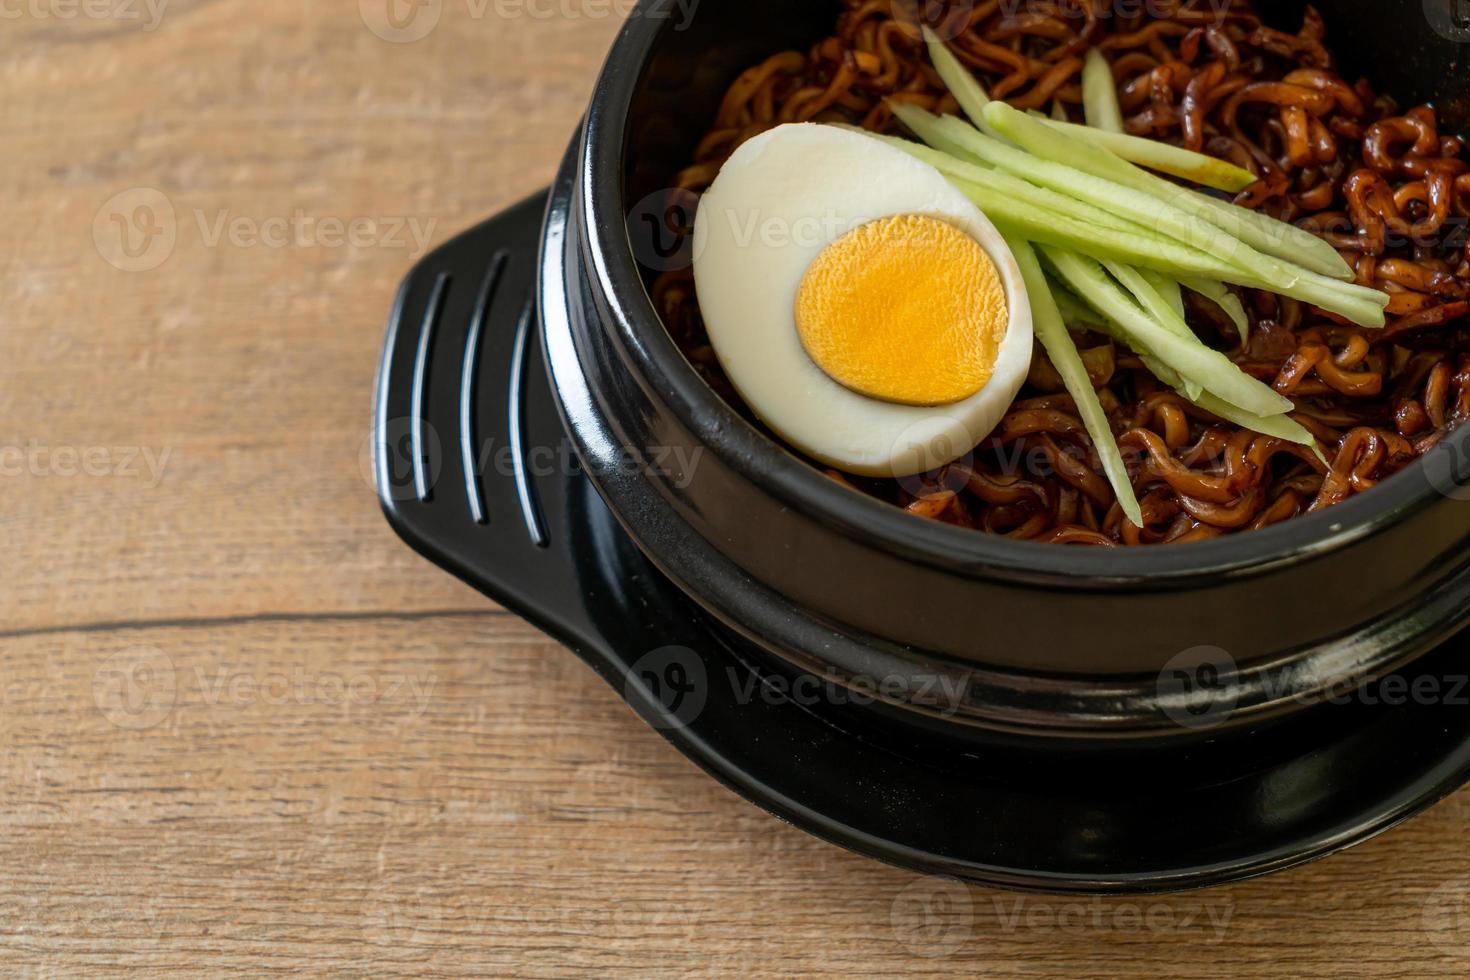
[373,191,1470,894]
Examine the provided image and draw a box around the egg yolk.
[794,214,1009,407]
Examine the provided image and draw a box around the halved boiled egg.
[691,123,1033,478]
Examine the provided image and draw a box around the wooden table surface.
[4,1,1470,975]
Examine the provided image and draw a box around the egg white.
[691,123,1034,478]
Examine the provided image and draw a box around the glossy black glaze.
[537,0,1470,735]
[375,191,1470,892]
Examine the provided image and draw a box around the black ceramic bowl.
[539,0,1470,738]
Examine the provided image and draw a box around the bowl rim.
[576,7,1466,584]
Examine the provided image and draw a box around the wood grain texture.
[3,1,1470,975]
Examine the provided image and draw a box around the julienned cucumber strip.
[859,127,1144,236]
[896,106,1317,299]
[922,22,1256,193]
[945,176,1245,279]
[1042,118,1257,193]
[1189,386,1322,453]
[1040,247,1294,417]
[873,111,1385,322]
[863,126,1363,323]
[893,106,1387,323]
[922,34,1347,277]
[950,106,1386,323]
[957,106,1368,308]
[1152,357,1321,453]
[1183,188,1353,282]
[1007,237,1144,527]
[1180,276,1251,346]
[920,25,1002,138]
[942,170,1378,326]
[1108,262,1188,335]
[1090,264,1205,399]
[1229,266,1386,326]
[1139,268,1185,319]
[1141,355,1321,450]
[983,101,1356,282]
[1050,278,1108,330]
[1082,49,1124,134]
[1048,279,1318,449]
